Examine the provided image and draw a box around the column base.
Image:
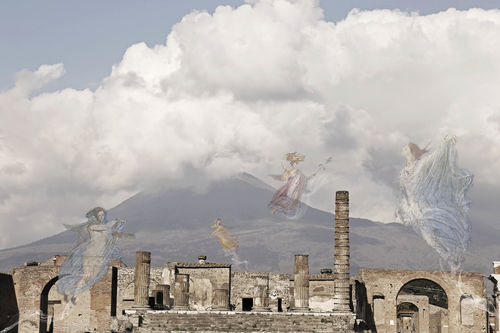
[172,306,190,311]
[291,307,309,312]
[252,306,271,312]
[211,306,230,311]
[333,306,351,312]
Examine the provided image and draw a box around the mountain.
[0,173,496,279]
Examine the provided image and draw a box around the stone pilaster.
[212,288,230,310]
[252,275,271,312]
[173,274,190,310]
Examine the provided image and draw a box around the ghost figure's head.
[212,218,222,230]
[402,142,428,164]
[86,207,106,224]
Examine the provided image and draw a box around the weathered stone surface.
[252,275,271,311]
[173,274,190,310]
[293,254,310,312]
[130,310,356,333]
[359,269,487,333]
[133,251,151,309]
[334,191,350,312]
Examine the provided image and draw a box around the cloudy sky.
[1,0,500,249]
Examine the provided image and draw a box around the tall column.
[292,254,309,312]
[173,274,190,310]
[133,251,151,309]
[212,288,230,310]
[334,190,350,311]
[154,284,170,308]
[252,275,271,312]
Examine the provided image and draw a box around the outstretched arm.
[64,221,89,232]
[112,232,134,239]
[307,157,332,179]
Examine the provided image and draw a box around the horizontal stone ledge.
[126,309,356,317]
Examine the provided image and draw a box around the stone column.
[154,284,170,308]
[334,191,350,312]
[133,251,151,309]
[252,275,271,312]
[289,279,295,310]
[292,254,309,312]
[212,288,230,310]
[173,274,190,310]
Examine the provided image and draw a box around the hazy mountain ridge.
[0,173,495,278]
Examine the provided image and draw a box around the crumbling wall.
[359,269,486,333]
[12,256,118,333]
[231,272,291,311]
[173,267,230,310]
[310,279,335,312]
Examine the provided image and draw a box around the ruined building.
[0,191,492,332]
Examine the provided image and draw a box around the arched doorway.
[397,279,449,333]
[39,276,58,333]
[397,302,419,333]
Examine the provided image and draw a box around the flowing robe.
[396,138,473,270]
[212,225,239,253]
[57,219,125,296]
[268,169,308,219]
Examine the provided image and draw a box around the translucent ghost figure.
[211,218,239,253]
[396,135,473,271]
[57,207,133,300]
[268,152,331,219]
[211,218,248,270]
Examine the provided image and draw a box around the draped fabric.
[396,138,473,270]
[212,224,239,253]
[57,212,125,297]
[268,169,308,219]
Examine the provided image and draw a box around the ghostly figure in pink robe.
[268,153,330,219]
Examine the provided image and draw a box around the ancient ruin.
[0,191,494,332]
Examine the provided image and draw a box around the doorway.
[242,298,253,311]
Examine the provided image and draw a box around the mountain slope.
[0,173,495,277]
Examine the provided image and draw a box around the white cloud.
[1,0,500,248]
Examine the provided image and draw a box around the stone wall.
[310,279,335,312]
[127,310,356,333]
[12,256,119,333]
[359,269,487,333]
[231,272,291,311]
[174,266,230,310]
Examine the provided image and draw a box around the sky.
[1,0,500,249]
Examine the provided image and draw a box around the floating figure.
[57,207,133,300]
[211,218,247,269]
[268,153,331,219]
[211,218,239,252]
[396,135,473,271]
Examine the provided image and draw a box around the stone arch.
[394,273,453,303]
[397,301,419,333]
[397,278,448,309]
[39,275,58,333]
